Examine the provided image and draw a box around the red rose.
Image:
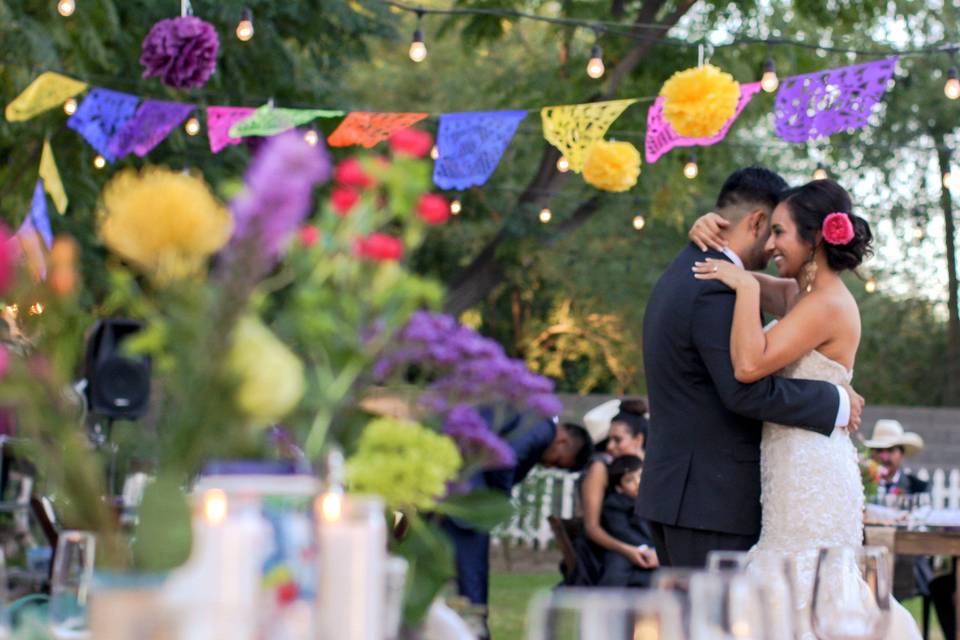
[353,233,404,261]
[389,128,433,158]
[334,158,374,189]
[299,225,320,247]
[330,187,361,216]
[416,193,450,225]
[822,212,855,245]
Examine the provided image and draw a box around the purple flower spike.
[140,16,220,90]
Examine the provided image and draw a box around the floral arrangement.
[858,446,886,501]
[659,63,741,138]
[140,16,220,89]
[582,139,641,192]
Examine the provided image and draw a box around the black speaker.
[84,319,151,419]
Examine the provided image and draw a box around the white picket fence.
[491,466,960,550]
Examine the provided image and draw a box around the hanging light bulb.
[184,116,201,136]
[945,67,960,100]
[556,155,570,173]
[760,57,779,93]
[586,44,605,79]
[944,170,959,190]
[92,154,106,169]
[913,225,925,241]
[63,97,78,116]
[304,129,319,146]
[632,214,646,231]
[865,277,877,294]
[236,7,254,42]
[409,12,427,63]
[450,199,462,215]
[813,162,828,180]
[430,145,439,160]
[57,0,75,17]
[683,154,699,180]
[539,207,552,223]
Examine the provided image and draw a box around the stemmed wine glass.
[689,571,773,639]
[811,546,891,640]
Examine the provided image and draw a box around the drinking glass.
[706,550,750,573]
[689,571,772,640]
[49,531,96,640]
[811,546,891,640]
[527,587,685,640]
[653,568,698,638]
[745,551,797,640]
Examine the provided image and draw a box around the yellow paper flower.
[98,168,232,283]
[229,316,305,423]
[582,140,642,192]
[347,417,462,511]
[660,64,741,138]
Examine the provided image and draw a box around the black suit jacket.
[637,244,841,536]
[883,471,929,496]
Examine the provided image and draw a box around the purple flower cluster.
[140,17,219,90]
[231,131,331,258]
[374,311,563,469]
[443,405,516,469]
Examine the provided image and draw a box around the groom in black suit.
[637,167,865,568]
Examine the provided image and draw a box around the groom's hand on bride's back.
[841,382,865,433]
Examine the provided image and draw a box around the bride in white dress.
[690,179,921,639]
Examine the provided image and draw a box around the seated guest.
[864,419,927,495]
[568,400,657,585]
[598,455,656,587]
[443,411,592,639]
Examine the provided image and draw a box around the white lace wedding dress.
[748,347,921,639]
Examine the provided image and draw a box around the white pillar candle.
[315,494,386,640]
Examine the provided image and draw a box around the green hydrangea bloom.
[347,418,462,510]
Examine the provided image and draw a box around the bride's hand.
[692,258,756,291]
[689,212,729,251]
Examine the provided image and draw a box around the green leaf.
[392,514,454,625]
[131,475,192,572]
[434,489,513,531]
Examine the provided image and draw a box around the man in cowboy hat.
[864,419,928,495]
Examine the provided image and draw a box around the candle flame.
[203,488,228,524]
[319,492,342,522]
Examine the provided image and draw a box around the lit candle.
[315,495,386,640]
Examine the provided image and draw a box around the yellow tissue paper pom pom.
[582,140,642,192]
[98,167,232,283]
[660,64,741,138]
[229,316,305,423]
[347,417,462,511]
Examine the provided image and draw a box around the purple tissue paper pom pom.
[140,16,220,89]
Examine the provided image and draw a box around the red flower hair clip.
[822,212,855,245]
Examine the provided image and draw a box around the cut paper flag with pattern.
[541,99,637,173]
[109,100,195,158]
[207,106,256,153]
[67,88,140,162]
[28,180,54,250]
[774,57,899,142]
[433,110,527,190]
[4,72,88,122]
[646,82,763,163]
[228,105,344,138]
[328,112,429,148]
[40,140,68,214]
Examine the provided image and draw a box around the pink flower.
[299,225,320,247]
[416,194,450,225]
[334,158,374,189]
[353,233,404,262]
[823,212,855,245]
[0,225,12,295]
[331,187,360,216]
[389,128,433,158]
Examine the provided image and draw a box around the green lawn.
[489,569,946,640]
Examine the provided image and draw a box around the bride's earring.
[803,255,818,293]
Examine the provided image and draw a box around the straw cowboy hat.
[863,419,925,457]
[583,399,620,443]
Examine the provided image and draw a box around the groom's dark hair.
[715,166,789,212]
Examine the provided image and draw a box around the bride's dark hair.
[779,179,873,271]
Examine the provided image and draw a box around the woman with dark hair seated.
[567,399,658,585]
